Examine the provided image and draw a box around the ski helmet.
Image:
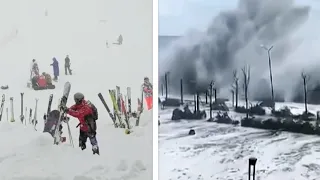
[144,77,149,81]
[42,72,46,75]
[74,92,84,104]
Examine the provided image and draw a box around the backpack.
[87,101,98,121]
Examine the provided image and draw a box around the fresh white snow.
[0,0,153,179]
[159,99,320,180]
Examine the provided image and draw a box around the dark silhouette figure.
[50,57,59,81]
[65,55,72,75]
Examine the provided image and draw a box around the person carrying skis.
[50,57,59,81]
[60,92,99,155]
[142,77,153,110]
[64,55,72,75]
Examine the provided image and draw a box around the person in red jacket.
[61,92,99,155]
[142,77,153,110]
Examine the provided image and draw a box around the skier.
[118,34,123,45]
[31,59,39,77]
[64,55,72,75]
[142,77,153,110]
[113,35,123,45]
[50,57,59,81]
[60,92,99,154]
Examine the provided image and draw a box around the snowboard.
[43,110,67,143]
[53,82,71,145]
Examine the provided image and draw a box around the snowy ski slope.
[0,0,153,179]
[159,98,320,180]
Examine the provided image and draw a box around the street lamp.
[164,72,170,101]
[260,44,275,108]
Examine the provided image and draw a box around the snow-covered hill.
[159,101,320,180]
[0,0,153,179]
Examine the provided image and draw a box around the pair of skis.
[18,93,38,130]
[115,86,132,116]
[5,93,37,129]
[98,90,130,130]
[98,86,144,130]
[19,93,38,130]
[0,96,11,122]
[98,91,126,128]
[109,89,126,128]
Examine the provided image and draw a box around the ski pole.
[33,99,39,130]
[20,93,24,124]
[66,118,74,148]
[25,107,27,125]
[10,97,15,122]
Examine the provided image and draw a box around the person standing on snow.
[50,57,59,81]
[60,93,99,155]
[142,77,153,94]
[64,55,72,75]
[142,77,153,110]
[118,34,123,45]
[31,59,39,77]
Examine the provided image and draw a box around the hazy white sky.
[159,0,320,35]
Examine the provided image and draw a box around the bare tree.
[301,72,310,114]
[231,70,239,108]
[242,66,251,118]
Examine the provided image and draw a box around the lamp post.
[260,44,274,109]
[164,72,170,101]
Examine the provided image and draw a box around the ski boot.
[60,137,66,143]
[120,123,126,128]
[79,142,86,150]
[92,145,99,155]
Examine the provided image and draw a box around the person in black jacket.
[64,55,72,75]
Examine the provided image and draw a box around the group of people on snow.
[30,53,152,155]
[30,55,72,89]
[43,77,152,155]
